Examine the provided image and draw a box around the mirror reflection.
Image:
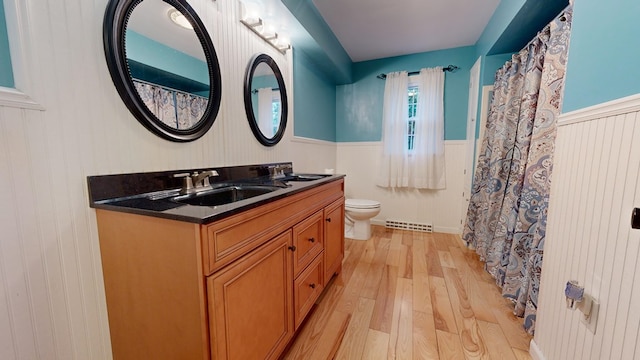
[244,54,288,147]
[126,0,209,130]
[250,63,281,138]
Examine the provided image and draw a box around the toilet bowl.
[344,199,381,240]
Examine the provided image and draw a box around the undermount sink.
[172,185,279,207]
[282,173,331,182]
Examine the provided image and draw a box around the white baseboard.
[433,226,461,234]
[529,339,546,360]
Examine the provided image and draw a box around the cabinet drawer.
[294,254,324,329]
[292,211,323,276]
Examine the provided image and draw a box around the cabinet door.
[208,231,294,360]
[324,198,345,285]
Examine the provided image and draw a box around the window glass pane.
[407,86,418,151]
[0,0,14,88]
[272,100,280,135]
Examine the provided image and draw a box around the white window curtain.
[376,68,446,189]
[257,87,274,137]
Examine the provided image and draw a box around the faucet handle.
[173,173,195,194]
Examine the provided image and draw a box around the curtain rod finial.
[444,65,460,72]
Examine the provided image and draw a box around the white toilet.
[344,199,381,240]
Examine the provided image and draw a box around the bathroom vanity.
[88,163,345,360]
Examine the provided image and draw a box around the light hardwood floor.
[281,226,533,360]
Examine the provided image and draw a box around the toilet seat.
[345,199,380,209]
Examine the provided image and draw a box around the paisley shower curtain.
[462,7,572,334]
[133,80,207,129]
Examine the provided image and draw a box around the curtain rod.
[376,64,459,80]
[131,77,208,99]
[251,88,280,94]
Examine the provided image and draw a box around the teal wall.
[293,48,337,141]
[336,46,476,142]
[475,0,526,57]
[481,53,513,86]
[282,0,352,84]
[0,0,14,88]
[562,0,640,112]
[125,30,208,86]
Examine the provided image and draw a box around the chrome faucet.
[192,170,219,189]
[270,164,291,179]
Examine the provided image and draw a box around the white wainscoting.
[336,140,467,234]
[0,0,336,359]
[532,94,640,360]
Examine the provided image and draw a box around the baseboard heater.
[385,220,433,233]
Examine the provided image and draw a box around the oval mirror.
[103,0,222,142]
[243,54,288,146]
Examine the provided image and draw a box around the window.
[271,98,280,135]
[0,0,14,88]
[407,85,418,151]
[377,68,445,189]
[0,0,42,109]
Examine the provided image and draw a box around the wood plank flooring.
[281,226,533,360]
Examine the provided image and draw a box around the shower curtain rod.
[516,5,572,55]
[376,64,459,79]
[251,88,280,94]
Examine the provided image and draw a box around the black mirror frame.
[103,0,222,142]
[243,54,288,147]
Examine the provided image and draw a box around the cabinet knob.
[308,237,315,243]
[325,218,332,223]
[309,283,316,289]
[288,245,296,252]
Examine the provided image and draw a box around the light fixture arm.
[240,17,291,54]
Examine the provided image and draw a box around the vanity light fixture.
[168,8,193,30]
[240,17,291,54]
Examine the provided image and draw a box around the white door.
[461,58,481,232]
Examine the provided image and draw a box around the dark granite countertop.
[87,162,344,224]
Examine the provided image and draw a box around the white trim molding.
[529,339,546,360]
[559,93,640,127]
[290,136,336,146]
[337,141,381,147]
[337,139,467,147]
[0,0,44,110]
[0,86,44,110]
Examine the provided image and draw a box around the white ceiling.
[128,0,205,61]
[125,0,501,67]
[311,0,501,62]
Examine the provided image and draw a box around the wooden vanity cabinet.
[95,179,344,360]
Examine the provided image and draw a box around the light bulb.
[168,9,193,30]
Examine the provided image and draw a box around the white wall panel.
[533,95,640,360]
[0,0,334,358]
[336,140,466,233]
